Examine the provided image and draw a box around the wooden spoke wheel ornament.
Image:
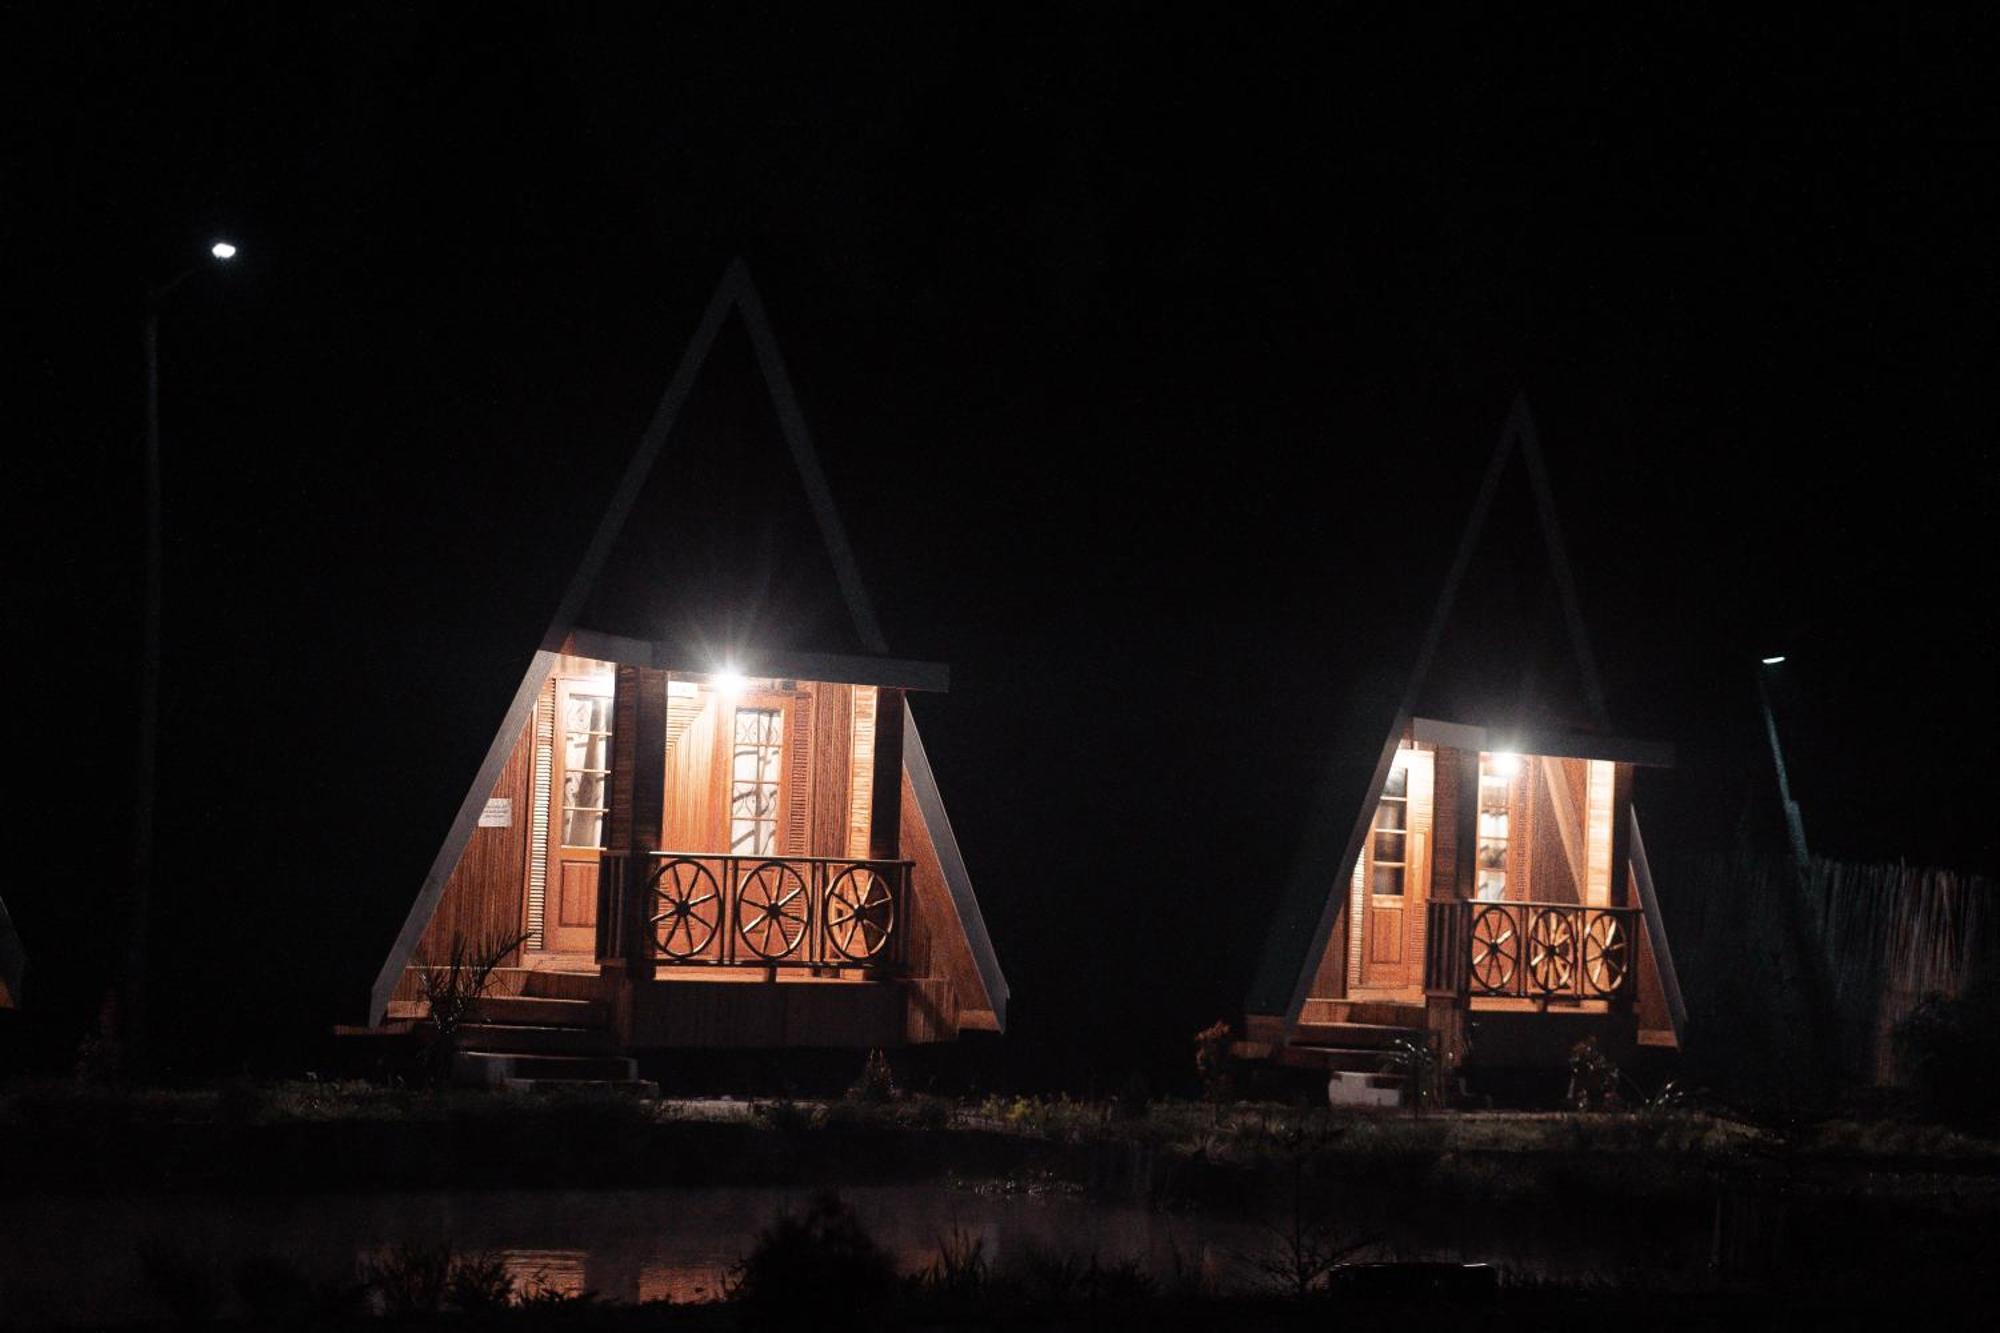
[1469,906,1518,992]
[1583,912,1629,996]
[649,858,720,960]
[1527,909,1578,994]
[825,866,896,961]
[736,860,810,960]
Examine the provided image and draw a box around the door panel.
[542,676,612,953]
[1357,749,1433,993]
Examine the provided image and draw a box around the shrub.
[1893,986,2000,1125]
[366,1241,454,1315]
[445,1251,516,1312]
[731,1192,897,1327]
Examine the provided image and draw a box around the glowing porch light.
[1489,751,1521,778]
[712,668,747,699]
[210,240,238,260]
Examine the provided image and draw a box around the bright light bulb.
[712,669,747,699]
[1490,752,1521,778]
[1761,655,1786,665]
[210,241,238,260]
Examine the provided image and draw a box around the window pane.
[1375,832,1406,864]
[1375,800,1405,832]
[578,772,610,810]
[1475,870,1507,901]
[1372,865,1404,897]
[1383,764,1409,799]
[563,808,604,849]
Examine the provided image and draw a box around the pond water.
[0,1178,1728,1325]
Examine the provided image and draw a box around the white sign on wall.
[478,797,514,828]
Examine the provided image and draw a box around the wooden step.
[1292,1020,1428,1050]
[455,1022,618,1056]
[467,995,608,1028]
[521,969,607,1001]
[1278,1044,1424,1074]
[452,1051,638,1088]
[500,1077,659,1096]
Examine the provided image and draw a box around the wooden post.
[1425,746,1480,1091]
[868,688,906,862]
[1604,762,1637,1040]
[605,664,668,982]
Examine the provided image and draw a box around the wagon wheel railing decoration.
[648,857,721,960]
[735,860,811,960]
[1526,908,1578,994]
[1468,905,1519,993]
[824,865,898,961]
[1582,910,1630,996]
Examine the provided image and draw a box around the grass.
[3,1077,1994,1203]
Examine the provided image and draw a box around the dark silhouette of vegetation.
[414,929,529,1082]
[730,1191,897,1328]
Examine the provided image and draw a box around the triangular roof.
[1246,396,1678,1027]
[367,262,1006,1024]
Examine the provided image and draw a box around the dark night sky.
[8,5,1997,1077]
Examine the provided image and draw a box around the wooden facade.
[1246,718,1683,1081]
[365,263,1007,1059]
[387,653,1002,1049]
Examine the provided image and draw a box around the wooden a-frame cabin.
[366,264,1005,1083]
[1241,399,1685,1099]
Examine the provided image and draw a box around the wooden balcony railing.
[1425,900,1641,1001]
[599,851,910,973]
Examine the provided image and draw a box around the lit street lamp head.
[210,240,238,260]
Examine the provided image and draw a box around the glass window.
[560,690,612,848]
[730,707,785,855]
[1371,756,1411,897]
[1476,753,1514,900]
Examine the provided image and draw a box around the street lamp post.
[1756,655,1810,884]
[128,239,238,1068]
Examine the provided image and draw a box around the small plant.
[1381,1036,1444,1115]
[1194,1020,1235,1104]
[1566,1036,1622,1111]
[850,1048,897,1103]
[415,929,529,1082]
[917,1225,988,1299]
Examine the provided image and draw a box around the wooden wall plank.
[398,706,535,991]
[811,684,853,857]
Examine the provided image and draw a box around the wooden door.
[544,676,613,952]
[660,686,809,856]
[1356,748,1433,993]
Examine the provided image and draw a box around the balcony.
[1425,901,1640,1001]
[598,851,910,973]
